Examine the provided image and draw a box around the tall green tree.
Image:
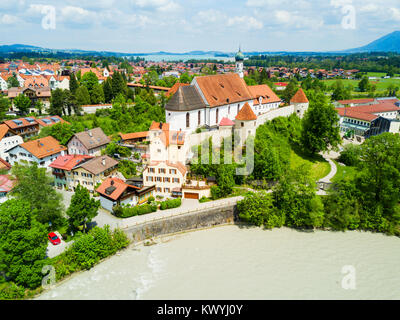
[11,163,65,227]
[75,86,91,106]
[358,76,370,92]
[103,78,113,103]
[49,88,66,116]
[67,184,100,233]
[7,76,19,88]
[13,93,31,115]
[69,73,79,94]
[90,83,105,104]
[111,71,126,98]
[0,199,48,289]
[301,93,341,154]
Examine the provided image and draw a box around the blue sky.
[0,0,399,53]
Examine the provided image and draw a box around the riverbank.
[36,224,400,300]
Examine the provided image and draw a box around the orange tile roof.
[4,117,38,130]
[336,108,378,122]
[290,88,309,103]
[96,177,139,201]
[167,82,190,97]
[337,98,375,105]
[248,84,281,105]
[235,102,257,121]
[195,73,253,107]
[36,116,69,127]
[20,136,67,159]
[119,131,149,141]
[0,158,11,171]
[0,124,15,141]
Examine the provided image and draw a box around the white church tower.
[235,46,244,78]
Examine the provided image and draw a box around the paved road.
[46,231,74,259]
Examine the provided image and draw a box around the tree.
[0,95,10,118]
[75,86,91,106]
[35,100,44,115]
[301,93,341,154]
[104,142,132,158]
[111,71,126,99]
[7,76,19,88]
[69,73,79,94]
[358,76,370,92]
[90,83,105,104]
[49,88,66,116]
[237,191,284,228]
[355,133,400,232]
[67,185,100,233]
[13,93,31,115]
[273,166,324,228]
[179,72,191,84]
[103,78,113,103]
[11,163,65,227]
[331,80,351,101]
[81,71,99,95]
[281,80,298,103]
[0,199,48,288]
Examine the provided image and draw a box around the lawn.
[290,149,331,182]
[322,78,400,93]
[331,160,358,183]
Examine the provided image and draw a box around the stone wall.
[123,203,238,243]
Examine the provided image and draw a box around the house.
[119,131,149,145]
[96,177,155,212]
[0,124,23,162]
[49,154,93,189]
[336,101,400,137]
[143,160,188,198]
[148,121,188,164]
[3,117,39,139]
[67,127,111,156]
[6,136,67,169]
[0,175,16,203]
[8,87,51,111]
[69,155,119,192]
[181,179,211,200]
[247,84,281,116]
[36,116,69,130]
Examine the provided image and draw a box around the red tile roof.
[49,154,93,171]
[219,117,235,126]
[336,108,378,122]
[337,98,375,105]
[235,102,257,121]
[248,84,281,105]
[290,88,309,103]
[0,175,15,193]
[119,131,149,141]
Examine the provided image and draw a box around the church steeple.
[235,46,244,78]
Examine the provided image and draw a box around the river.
[36,225,400,300]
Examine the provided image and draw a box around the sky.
[0,0,399,53]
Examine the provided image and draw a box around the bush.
[338,144,361,166]
[54,225,129,272]
[199,196,211,203]
[113,203,157,218]
[147,196,155,204]
[160,198,182,210]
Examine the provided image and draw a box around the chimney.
[102,157,106,166]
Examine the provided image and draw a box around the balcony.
[52,170,66,179]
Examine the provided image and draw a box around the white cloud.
[246,0,281,6]
[0,14,20,25]
[227,16,263,30]
[360,4,378,12]
[60,6,96,25]
[275,10,291,23]
[390,7,400,21]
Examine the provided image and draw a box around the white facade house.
[6,136,67,170]
[0,135,23,163]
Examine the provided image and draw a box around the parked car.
[48,232,61,245]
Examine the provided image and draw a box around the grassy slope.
[331,160,358,183]
[322,78,400,93]
[290,148,331,182]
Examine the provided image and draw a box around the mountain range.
[0,31,399,58]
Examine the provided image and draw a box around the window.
[241,122,244,127]
[186,112,190,128]
[237,104,240,113]
[216,108,219,124]
[198,110,201,125]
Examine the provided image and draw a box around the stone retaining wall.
[123,203,238,243]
